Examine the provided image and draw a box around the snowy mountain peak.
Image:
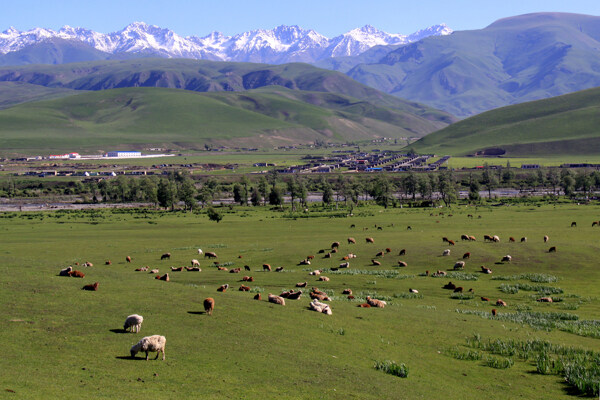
[0,22,452,64]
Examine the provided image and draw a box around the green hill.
[0,86,447,155]
[0,81,81,110]
[346,12,600,117]
[411,86,600,156]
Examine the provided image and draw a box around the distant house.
[105,151,142,158]
[521,164,540,169]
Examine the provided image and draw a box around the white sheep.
[442,249,451,256]
[309,299,332,315]
[191,259,200,267]
[339,262,349,268]
[130,335,166,360]
[123,314,143,333]
[198,248,203,255]
[453,261,465,270]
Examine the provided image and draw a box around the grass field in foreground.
[0,204,599,399]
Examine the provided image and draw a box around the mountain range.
[0,22,452,65]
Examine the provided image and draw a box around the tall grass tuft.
[374,360,409,378]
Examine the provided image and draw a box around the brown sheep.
[126,256,132,263]
[342,289,352,295]
[481,297,490,301]
[453,287,463,293]
[156,273,169,281]
[447,239,455,246]
[375,251,385,257]
[348,237,356,244]
[307,255,315,260]
[254,293,262,300]
[84,262,93,267]
[397,261,407,267]
[443,281,456,290]
[82,282,99,291]
[268,294,285,306]
[331,248,338,254]
[366,296,386,308]
[385,248,392,253]
[171,267,183,272]
[496,299,507,307]
[217,266,228,271]
[239,284,250,291]
[262,264,271,272]
[135,267,149,272]
[186,266,201,271]
[229,268,241,273]
[463,252,471,259]
[484,235,493,242]
[244,265,251,271]
[105,260,112,265]
[204,298,214,315]
[284,290,303,300]
[310,292,330,301]
[68,270,85,278]
[296,282,307,287]
[442,237,449,243]
[593,221,599,227]
[357,303,371,308]
[480,266,492,274]
[318,276,330,282]
[366,237,374,244]
[491,309,497,316]
[160,253,171,260]
[548,246,557,253]
[399,249,406,256]
[371,260,381,266]
[217,284,229,292]
[242,276,254,282]
[324,252,332,259]
[509,237,515,242]
[347,295,355,299]
[331,241,340,249]
[461,234,470,241]
[537,297,553,303]
[204,252,218,259]
[469,236,476,241]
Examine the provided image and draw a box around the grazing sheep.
[339,262,350,268]
[323,252,332,259]
[481,297,490,301]
[306,255,315,260]
[198,248,203,255]
[59,266,73,276]
[399,249,406,256]
[442,237,449,243]
[409,288,418,294]
[593,221,599,227]
[309,299,332,315]
[484,235,493,242]
[371,260,381,266]
[447,239,455,246]
[242,276,254,282]
[84,262,93,267]
[135,267,149,272]
[262,264,272,272]
[509,237,515,242]
[161,253,171,260]
[461,234,470,241]
[331,248,338,253]
[469,236,476,241]
[342,289,352,295]
[171,266,183,272]
[124,314,143,333]
[309,270,322,276]
[239,284,250,291]
[443,281,456,290]
[254,293,262,300]
[318,276,330,282]
[229,268,241,273]
[501,255,512,263]
[366,237,374,244]
[244,265,251,271]
[126,256,132,263]
[481,266,492,274]
[216,266,227,271]
[492,235,500,243]
[357,303,371,308]
[156,273,169,281]
[268,294,285,306]
[463,252,471,259]
[299,259,311,265]
[296,282,307,287]
[275,267,284,272]
[204,252,217,259]
[385,248,392,253]
[217,284,229,292]
[433,270,447,277]
[331,241,340,249]
[130,335,166,360]
[366,296,386,308]
[548,246,557,253]
[68,270,85,278]
[191,259,200,267]
[397,261,407,267]
[453,286,463,293]
[496,299,507,307]
[105,260,112,265]
[453,261,465,270]
[149,269,159,274]
[491,309,497,316]
[309,291,330,301]
[537,297,553,303]
[186,267,201,272]
[285,290,303,300]
[521,237,527,242]
[82,282,99,291]
[204,298,214,315]
[571,221,577,227]
[544,235,549,243]
[375,251,385,257]
[442,249,451,256]
[348,237,356,244]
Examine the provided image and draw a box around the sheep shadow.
[187,311,206,315]
[110,328,128,334]
[115,356,145,361]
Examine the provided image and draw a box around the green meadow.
[0,204,599,399]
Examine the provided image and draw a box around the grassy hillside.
[0,81,82,109]
[0,86,447,154]
[346,12,600,117]
[411,86,600,156]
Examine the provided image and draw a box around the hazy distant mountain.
[344,12,600,117]
[0,22,452,65]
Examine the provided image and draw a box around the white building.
[105,151,142,158]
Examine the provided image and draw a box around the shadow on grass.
[109,328,128,334]
[187,311,206,315]
[115,356,145,361]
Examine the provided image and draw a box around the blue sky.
[3,0,600,37]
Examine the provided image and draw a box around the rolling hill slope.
[0,86,446,154]
[345,12,600,117]
[410,86,600,156]
[0,81,82,109]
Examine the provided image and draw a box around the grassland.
[0,203,599,399]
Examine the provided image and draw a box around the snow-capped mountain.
[0,22,452,64]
